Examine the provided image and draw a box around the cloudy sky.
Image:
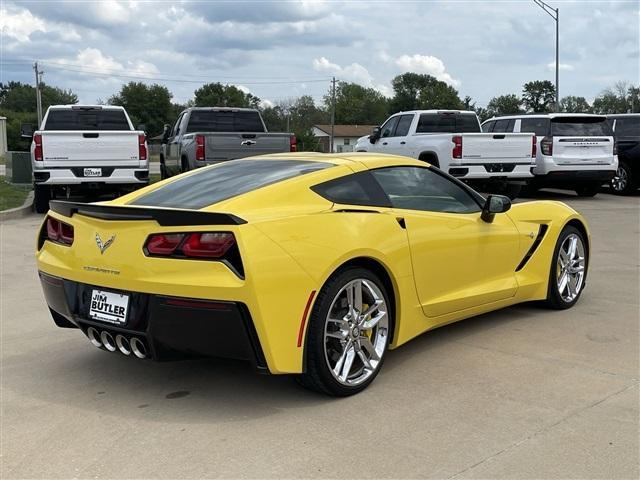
[1,0,638,108]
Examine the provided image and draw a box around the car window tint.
[615,117,640,136]
[416,114,455,133]
[492,119,510,133]
[551,117,612,136]
[482,121,495,132]
[456,114,482,133]
[131,160,332,209]
[394,115,414,136]
[44,109,130,131]
[371,166,481,214]
[186,110,265,133]
[311,171,391,207]
[380,116,400,138]
[520,118,550,136]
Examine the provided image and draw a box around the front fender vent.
[516,224,549,272]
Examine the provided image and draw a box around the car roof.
[390,110,476,116]
[484,113,606,122]
[48,105,124,110]
[251,152,426,169]
[607,113,639,118]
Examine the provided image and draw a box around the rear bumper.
[532,170,616,185]
[39,272,268,371]
[533,155,617,176]
[448,163,534,180]
[33,167,149,186]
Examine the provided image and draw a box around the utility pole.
[533,0,559,111]
[330,76,336,153]
[34,62,44,127]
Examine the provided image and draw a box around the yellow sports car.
[37,153,590,396]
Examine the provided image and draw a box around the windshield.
[44,109,131,131]
[186,110,266,133]
[131,159,332,209]
[551,117,612,136]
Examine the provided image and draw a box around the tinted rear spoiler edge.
[49,201,247,226]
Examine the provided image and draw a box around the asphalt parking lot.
[1,191,638,479]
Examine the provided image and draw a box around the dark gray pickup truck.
[160,107,296,178]
[608,114,640,195]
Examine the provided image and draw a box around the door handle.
[382,142,388,146]
[400,141,406,145]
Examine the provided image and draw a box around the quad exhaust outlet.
[85,328,147,359]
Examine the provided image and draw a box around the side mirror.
[137,124,147,132]
[21,123,34,138]
[369,126,381,144]
[481,194,511,223]
[162,124,171,143]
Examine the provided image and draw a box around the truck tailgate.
[41,131,141,167]
[204,133,290,161]
[460,133,533,161]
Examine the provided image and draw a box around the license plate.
[89,290,129,325]
[84,168,102,177]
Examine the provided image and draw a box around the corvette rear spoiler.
[48,201,247,226]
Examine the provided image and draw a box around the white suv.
[482,114,617,197]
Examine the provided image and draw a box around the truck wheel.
[159,155,168,180]
[502,183,522,200]
[610,162,636,195]
[181,157,189,173]
[520,183,539,197]
[34,185,51,214]
[575,183,600,197]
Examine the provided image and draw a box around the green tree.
[390,73,463,112]
[262,95,328,151]
[108,82,173,136]
[591,82,638,114]
[193,83,260,109]
[522,80,556,113]
[559,95,591,113]
[487,94,523,117]
[323,82,388,125]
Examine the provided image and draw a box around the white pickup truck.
[355,110,536,197]
[22,105,149,213]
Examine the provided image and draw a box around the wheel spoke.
[335,344,356,382]
[326,330,347,340]
[567,236,578,260]
[558,271,569,295]
[558,249,569,266]
[357,348,373,371]
[567,276,576,298]
[359,336,381,362]
[327,317,349,329]
[361,310,386,330]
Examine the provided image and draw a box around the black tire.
[520,183,539,197]
[33,185,51,214]
[181,157,189,173]
[298,267,392,396]
[159,155,168,180]
[610,161,636,195]
[544,225,588,310]
[503,183,522,200]
[575,182,600,197]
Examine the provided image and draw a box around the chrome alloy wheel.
[611,166,628,192]
[556,233,586,303]
[323,279,389,386]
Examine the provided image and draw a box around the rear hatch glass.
[131,159,331,209]
[416,114,480,133]
[44,109,130,131]
[551,117,612,136]
[186,110,265,133]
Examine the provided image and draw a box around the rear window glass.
[551,117,612,136]
[416,114,480,133]
[131,160,332,209]
[520,118,550,136]
[614,117,640,136]
[44,109,130,131]
[186,110,265,133]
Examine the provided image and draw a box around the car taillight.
[452,135,463,159]
[541,136,553,156]
[531,135,537,158]
[138,134,147,161]
[290,134,297,152]
[33,133,43,161]
[613,140,618,156]
[45,216,74,246]
[145,232,236,259]
[195,135,205,161]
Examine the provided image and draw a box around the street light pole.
[533,0,559,111]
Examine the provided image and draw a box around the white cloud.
[55,48,159,77]
[312,56,390,95]
[0,6,46,42]
[394,54,460,87]
[547,61,575,71]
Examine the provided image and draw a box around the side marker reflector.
[297,290,317,348]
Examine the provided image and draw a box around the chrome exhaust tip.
[87,327,102,348]
[130,337,147,359]
[100,331,117,352]
[115,335,131,356]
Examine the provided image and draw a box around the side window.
[492,119,510,133]
[482,121,495,132]
[506,119,516,132]
[371,167,481,214]
[172,113,185,137]
[380,116,400,138]
[311,171,391,207]
[394,115,414,137]
[520,118,550,136]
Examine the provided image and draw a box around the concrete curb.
[0,191,34,222]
